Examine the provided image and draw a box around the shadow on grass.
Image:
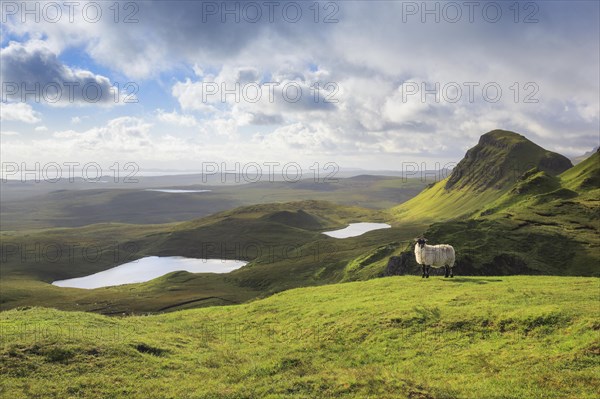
[443,277,504,284]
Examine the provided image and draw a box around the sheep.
[414,237,455,278]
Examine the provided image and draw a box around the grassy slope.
[388,180,502,223]
[387,132,598,277]
[571,147,599,165]
[466,153,598,275]
[561,148,600,191]
[389,130,573,223]
[0,201,426,313]
[1,276,598,399]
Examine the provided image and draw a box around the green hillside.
[561,148,600,191]
[1,276,598,398]
[571,147,599,165]
[388,139,599,277]
[0,201,424,313]
[445,130,572,191]
[390,130,573,223]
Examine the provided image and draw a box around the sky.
[1,0,599,173]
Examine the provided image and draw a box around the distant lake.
[52,256,247,289]
[322,222,391,238]
[144,189,212,193]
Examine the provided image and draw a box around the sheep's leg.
[444,266,449,278]
[425,266,430,278]
[450,267,454,278]
[421,265,426,278]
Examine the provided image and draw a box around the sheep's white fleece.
[415,244,455,267]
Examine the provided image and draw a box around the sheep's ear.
[414,238,418,242]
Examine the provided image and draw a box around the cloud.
[2,1,598,167]
[65,117,152,150]
[172,65,338,129]
[0,102,41,123]
[1,116,216,168]
[247,113,285,125]
[171,79,219,113]
[0,40,123,106]
[0,130,20,136]
[34,125,48,132]
[156,109,198,127]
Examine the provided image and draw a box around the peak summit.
[445,130,572,191]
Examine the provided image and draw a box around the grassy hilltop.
[1,276,598,398]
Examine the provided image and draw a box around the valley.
[1,131,598,315]
[1,130,598,398]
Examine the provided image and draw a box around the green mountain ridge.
[561,147,600,190]
[571,146,599,165]
[446,130,572,191]
[387,135,599,277]
[390,130,574,223]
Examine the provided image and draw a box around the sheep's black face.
[416,238,427,248]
